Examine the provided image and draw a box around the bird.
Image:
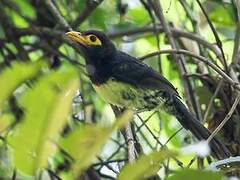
[65,30,231,159]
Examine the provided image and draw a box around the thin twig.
[138,49,240,90]
[207,93,240,143]
[203,80,223,123]
[208,156,240,171]
[97,157,119,174]
[108,26,224,62]
[135,111,156,132]
[134,121,155,150]
[148,0,201,119]
[71,0,104,28]
[196,0,228,72]
[16,25,225,64]
[140,0,162,73]
[163,128,183,146]
[44,0,72,30]
[136,114,183,168]
[187,156,197,168]
[137,114,163,146]
[94,158,126,167]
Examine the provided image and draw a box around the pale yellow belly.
[92,79,166,111]
[92,79,144,109]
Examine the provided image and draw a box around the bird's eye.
[89,35,97,42]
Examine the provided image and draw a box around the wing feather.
[110,52,179,96]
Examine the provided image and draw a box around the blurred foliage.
[9,63,79,175]
[60,110,133,177]
[166,169,222,180]
[118,150,176,180]
[0,0,239,179]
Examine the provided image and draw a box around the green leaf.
[166,169,222,180]
[0,113,15,132]
[89,8,107,30]
[14,0,36,18]
[0,61,47,111]
[118,150,176,180]
[209,5,235,27]
[8,65,79,175]
[128,7,150,26]
[61,124,111,175]
[204,1,235,27]
[8,9,29,28]
[60,110,133,177]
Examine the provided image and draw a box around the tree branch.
[71,0,104,29]
[138,49,240,91]
[44,0,72,31]
[207,93,240,143]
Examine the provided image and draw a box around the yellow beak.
[65,31,88,46]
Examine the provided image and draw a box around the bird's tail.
[170,94,231,159]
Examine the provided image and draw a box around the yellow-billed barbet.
[66,30,231,159]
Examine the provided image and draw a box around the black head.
[66,30,116,63]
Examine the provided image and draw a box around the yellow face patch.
[85,34,102,46]
[65,31,102,46]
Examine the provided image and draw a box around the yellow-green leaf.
[8,65,79,175]
[166,169,222,180]
[118,150,176,180]
[60,110,133,177]
[0,113,15,132]
[0,61,46,111]
[60,124,111,175]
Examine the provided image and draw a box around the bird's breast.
[92,78,170,111]
[92,78,139,108]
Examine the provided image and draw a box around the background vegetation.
[0,0,240,179]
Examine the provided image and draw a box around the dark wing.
[111,51,179,96]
